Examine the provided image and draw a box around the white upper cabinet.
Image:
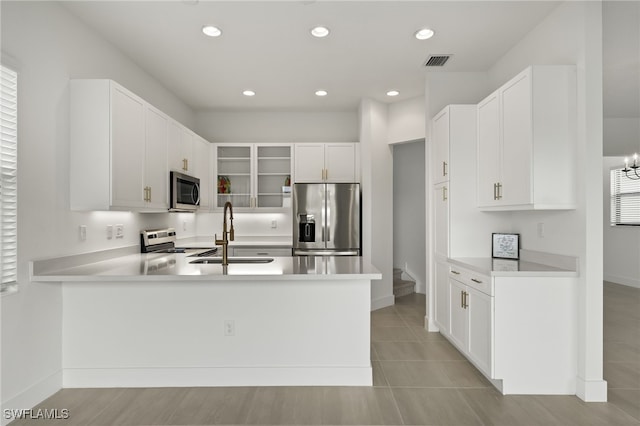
[168,121,194,174]
[71,80,167,211]
[71,79,209,212]
[294,143,358,183]
[432,108,450,185]
[476,65,577,210]
[143,105,169,210]
[214,144,292,210]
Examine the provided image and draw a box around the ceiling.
[61,0,562,112]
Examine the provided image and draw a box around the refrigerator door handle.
[326,190,330,242]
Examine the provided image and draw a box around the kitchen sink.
[189,257,274,264]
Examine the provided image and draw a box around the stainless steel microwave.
[169,171,200,212]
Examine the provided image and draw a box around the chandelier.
[622,153,640,180]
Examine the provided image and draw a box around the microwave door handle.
[192,183,200,205]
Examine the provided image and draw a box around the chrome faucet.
[215,201,235,265]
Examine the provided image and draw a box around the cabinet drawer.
[232,247,292,257]
[449,265,492,296]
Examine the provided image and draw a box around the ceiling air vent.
[424,55,452,67]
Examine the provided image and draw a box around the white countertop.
[176,235,292,248]
[448,257,578,277]
[31,251,380,282]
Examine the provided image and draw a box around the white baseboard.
[604,273,640,289]
[576,377,608,402]
[371,294,395,311]
[63,366,372,388]
[1,370,62,426]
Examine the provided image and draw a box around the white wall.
[359,99,394,309]
[485,1,606,401]
[195,110,358,143]
[0,1,196,417]
[603,157,640,288]
[604,118,640,156]
[393,141,426,293]
[387,96,425,144]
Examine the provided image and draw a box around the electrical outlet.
[537,222,545,238]
[115,224,124,238]
[106,225,113,239]
[79,225,87,241]
[183,221,187,231]
[271,220,277,228]
[224,320,235,336]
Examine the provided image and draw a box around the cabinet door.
[294,144,325,182]
[325,143,356,182]
[433,183,449,257]
[477,93,501,207]
[449,279,468,351]
[168,121,193,173]
[256,145,292,208]
[467,287,493,376]
[434,260,450,334]
[193,137,211,209]
[216,145,252,208]
[111,85,145,208]
[500,70,533,206]
[144,106,169,209]
[432,108,449,184]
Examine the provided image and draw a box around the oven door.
[170,171,200,212]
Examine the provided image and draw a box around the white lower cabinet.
[440,261,578,395]
[466,286,493,376]
[446,265,493,378]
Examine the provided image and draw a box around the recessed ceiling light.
[243,90,256,97]
[202,25,222,37]
[310,26,330,38]
[386,90,400,97]
[414,28,435,40]
[315,90,328,97]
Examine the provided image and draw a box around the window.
[611,168,640,226]
[0,64,17,291]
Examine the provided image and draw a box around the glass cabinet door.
[256,145,291,208]
[216,145,251,208]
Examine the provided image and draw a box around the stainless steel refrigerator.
[292,183,361,256]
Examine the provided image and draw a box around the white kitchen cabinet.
[440,260,579,394]
[215,144,292,210]
[467,286,493,376]
[168,120,194,174]
[294,143,358,183]
[433,183,449,258]
[193,136,211,210]
[432,107,450,184]
[143,105,169,209]
[448,265,493,377]
[433,258,450,334]
[476,65,576,210]
[448,276,468,350]
[71,80,167,211]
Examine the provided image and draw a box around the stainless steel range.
[140,228,218,256]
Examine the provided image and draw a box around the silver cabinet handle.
[497,182,502,200]
[461,290,465,308]
[463,291,469,309]
[443,186,447,201]
[451,270,460,275]
[471,278,482,284]
[493,183,497,200]
[443,161,447,177]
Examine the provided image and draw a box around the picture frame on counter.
[492,233,520,260]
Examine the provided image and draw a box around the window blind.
[611,168,640,226]
[0,65,17,290]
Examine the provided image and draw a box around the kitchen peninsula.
[31,252,380,388]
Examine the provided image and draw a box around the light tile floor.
[9,283,640,425]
